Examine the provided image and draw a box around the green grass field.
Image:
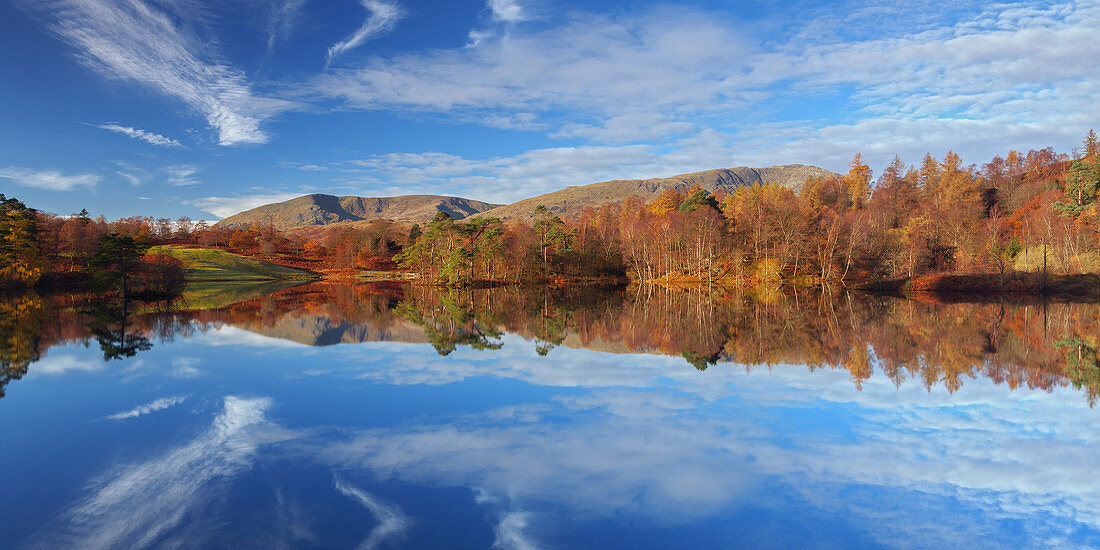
[175,280,310,309]
[149,246,318,282]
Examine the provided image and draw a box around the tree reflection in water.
[84,298,153,361]
[0,292,47,398]
[3,281,1100,404]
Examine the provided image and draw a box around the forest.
[391,133,1100,290]
[3,131,1100,292]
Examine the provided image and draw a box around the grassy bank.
[150,246,319,282]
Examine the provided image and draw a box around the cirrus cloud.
[0,166,101,191]
[24,0,293,145]
[95,123,183,148]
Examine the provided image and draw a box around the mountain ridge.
[476,164,837,221]
[215,194,503,229]
[215,164,838,229]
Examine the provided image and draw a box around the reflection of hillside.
[6,281,1100,403]
[242,314,428,346]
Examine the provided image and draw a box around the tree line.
[396,132,1100,289]
[0,196,185,295]
[4,131,1099,290]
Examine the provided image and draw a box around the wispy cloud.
[0,166,101,191]
[312,1,1100,174]
[492,511,538,550]
[166,165,201,187]
[28,0,293,145]
[29,354,104,376]
[265,0,306,51]
[333,476,409,549]
[37,396,296,549]
[487,0,525,23]
[171,357,204,379]
[113,160,150,186]
[312,9,756,135]
[325,0,404,66]
[107,396,188,420]
[340,130,735,203]
[95,123,183,148]
[187,192,302,219]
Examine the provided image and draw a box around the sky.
[0,0,1097,221]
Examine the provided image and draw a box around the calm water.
[2,282,1100,549]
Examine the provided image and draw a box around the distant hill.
[476,165,838,221]
[214,165,836,227]
[215,194,502,229]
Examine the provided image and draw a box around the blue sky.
[0,0,1096,220]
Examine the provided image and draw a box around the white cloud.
[96,123,183,148]
[325,0,404,66]
[312,348,1100,546]
[30,0,293,145]
[265,0,306,50]
[107,395,188,420]
[491,511,538,550]
[30,354,104,375]
[0,166,101,191]
[170,357,204,378]
[340,130,738,203]
[186,192,302,220]
[112,161,151,187]
[37,396,297,549]
[310,1,1100,178]
[313,8,751,128]
[333,476,409,548]
[166,165,201,187]
[487,0,525,23]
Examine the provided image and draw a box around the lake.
[2,282,1099,549]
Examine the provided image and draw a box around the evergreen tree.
[89,234,149,295]
[1053,158,1100,218]
[677,188,719,213]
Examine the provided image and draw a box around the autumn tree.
[0,195,43,287]
[649,189,683,215]
[844,153,872,208]
[1084,129,1099,160]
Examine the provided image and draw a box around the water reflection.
[84,299,153,360]
[3,281,1100,547]
[3,282,1100,404]
[32,396,296,549]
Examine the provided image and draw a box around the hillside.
[150,246,319,282]
[476,165,837,221]
[215,194,502,229]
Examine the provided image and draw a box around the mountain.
[475,164,838,221]
[215,194,502,229]
[215,165,836,227]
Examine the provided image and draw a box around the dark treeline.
[4,282,1100,405]
[0,195,185,295]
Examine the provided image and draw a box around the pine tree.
[1053,157,1100,218]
